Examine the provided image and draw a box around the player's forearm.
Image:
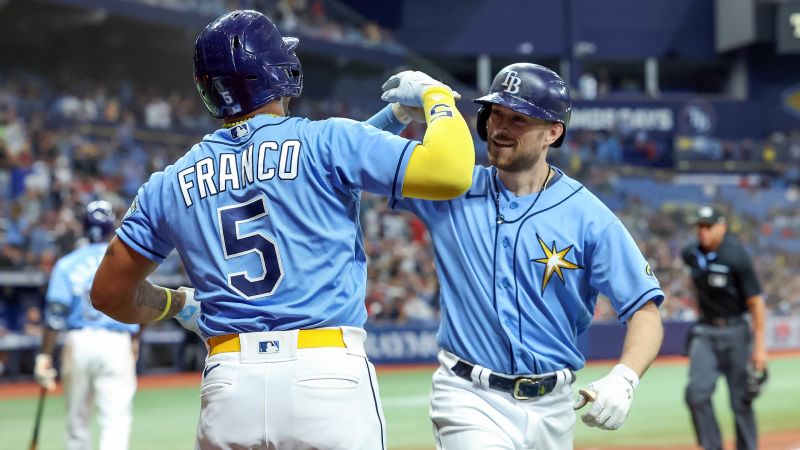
[95,282,185,324]
[39,327,59,356]
[92,236,173,324]
[402,87,474,200]
[618,301,663,378]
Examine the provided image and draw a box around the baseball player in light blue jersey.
[90,10,474,450]
[34,201,140,450]
[377,64,665,449]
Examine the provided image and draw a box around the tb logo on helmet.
[502,71,522,94]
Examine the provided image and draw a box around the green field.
[1,356,797,449]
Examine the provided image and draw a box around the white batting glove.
[174,287,203,339]
[34,353,57,391]
[575,364,639,431]
[381,70,456,107]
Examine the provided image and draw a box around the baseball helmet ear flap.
[476,104,490,141]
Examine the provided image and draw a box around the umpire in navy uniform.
[682,206,767,450]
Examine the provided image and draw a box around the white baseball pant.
[61,327,136,450]
[430,350,576,450]
[196,327,386,450]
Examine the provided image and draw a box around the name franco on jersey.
[177,138,301,207]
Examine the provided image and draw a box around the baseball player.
[89,10,474,450]
[34,200,140,450]
[376,63,665,449]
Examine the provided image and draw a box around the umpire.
[682,206,767,450]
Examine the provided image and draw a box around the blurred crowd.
[584,171,800,321]
[127,0,400,49]
[1,67,799,343]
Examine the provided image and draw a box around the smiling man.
[376,63,665,449]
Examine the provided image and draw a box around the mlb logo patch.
[230,123,250,139]
[258,340,280,353]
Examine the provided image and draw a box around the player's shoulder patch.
[645,263,656,278]
[124,195,139,219]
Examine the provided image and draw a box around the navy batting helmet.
[474,63,572,147]
[193,10,303,119]
[85,200,116,243]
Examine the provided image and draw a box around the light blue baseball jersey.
[390,166,664,374]
[118,114,418,337]
[46,243,139,334]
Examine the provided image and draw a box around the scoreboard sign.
[777,0,800,54]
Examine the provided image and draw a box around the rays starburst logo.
[531,235,583,295]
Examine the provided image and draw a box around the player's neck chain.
[223,113,283,129]
[493,165,552,225]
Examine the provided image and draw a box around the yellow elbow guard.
[402,87,474,200]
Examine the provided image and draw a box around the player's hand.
[381,70,458,107]
[573,364,639,431]
[34,353,57,391]
[391,102,426,124]
[750,346,767,372]
[174,287,203,339]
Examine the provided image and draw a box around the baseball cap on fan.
[694,206,725,225]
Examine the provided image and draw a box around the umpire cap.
[474,63,572,147]
[694,206,726,225]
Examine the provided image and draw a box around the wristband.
[154,287,172,321]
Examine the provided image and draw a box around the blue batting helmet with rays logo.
[474,63,572,147]
[193,10,303,119]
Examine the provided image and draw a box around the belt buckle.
[512,377,536,400]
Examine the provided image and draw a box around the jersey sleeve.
[390,166,481,217]
[734,249,762,298]
[45,260,71,305]
[388,192,427,216]
[315,118,418,199]
[589,220,664,322]
[116,171,174,263]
